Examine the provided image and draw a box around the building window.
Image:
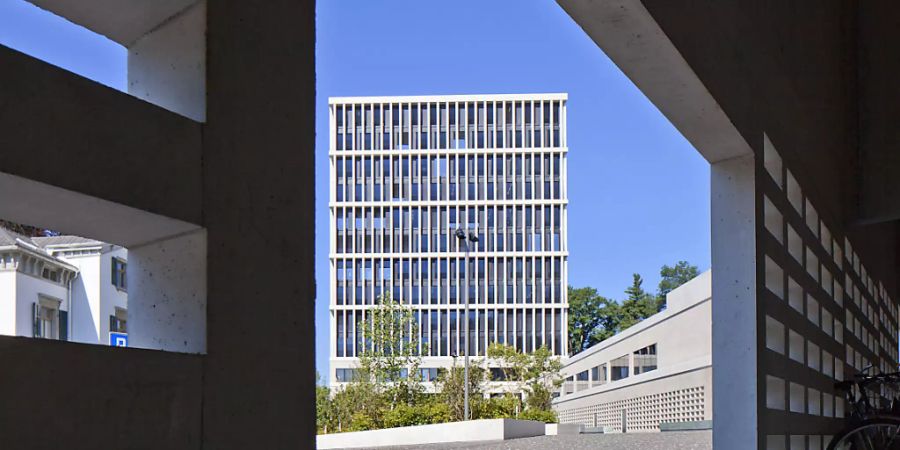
[575,370,589,391]
[41,267,60,283]
[33,296,66,341]
[591,363,607,387]
[563,375,575,395]
[633,344,658,375]
[110,307,128,333]
[111,257,127,291]
[335,368,358,383]
[420,367,439,382]
[611,354,630,381]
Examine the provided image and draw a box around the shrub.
[519,408,558,423]
[347,411,377,431]
[475,395,519,420]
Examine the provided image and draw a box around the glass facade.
[329,95,569,370]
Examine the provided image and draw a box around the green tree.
[315,372,334,434]
[329,378,385,432]
[487,343,563,418]
[435,357,486,421]
[567,286,619,355]
[619,274,658,330]
[656,261,700,311]
[359,293,426,409]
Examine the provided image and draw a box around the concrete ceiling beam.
[26,0,200,47]
[556,0,752,165]
[0,45,202,228]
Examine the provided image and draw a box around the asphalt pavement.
[341,430,712,450]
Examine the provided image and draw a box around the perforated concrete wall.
[759,136,900,450]
[559,385,706,432]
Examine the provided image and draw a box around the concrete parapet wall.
[316,419,546,449]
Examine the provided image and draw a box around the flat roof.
[328,93,568,104]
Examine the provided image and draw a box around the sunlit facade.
[328,94,569,388]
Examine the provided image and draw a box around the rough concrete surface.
[342,430,712,450]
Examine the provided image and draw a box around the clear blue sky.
[1,0,710,383]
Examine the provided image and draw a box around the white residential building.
[0,228,128,345]
[329,94,569,390]
[553,271,712,432]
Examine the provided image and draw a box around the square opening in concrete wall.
[1,0,206,121]
[0,173,206,353]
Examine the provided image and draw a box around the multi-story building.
[329,94,569,390]
[553,271,712,433]
[0,227,128,345]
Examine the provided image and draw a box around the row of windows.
[334,154,563,202]
[337,229,562,254]
[562,344,658,396]
[336,257,564,282]
[336,205,563,232]
[333,100,564,151]
[336,153,562,180]
[335,281,565,306]
[335,366,472,383]
[336,178,562,203]
[334,256,565,305]
[334,205,565,254]
[335,307,566,357]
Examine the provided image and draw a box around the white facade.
[0,228,128,345]
[553,271,712,432]
[328,94,569,389]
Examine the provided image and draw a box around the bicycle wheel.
[828,417,900,450]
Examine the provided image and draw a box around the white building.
[0,228,128,345]
[328,94,569,390]
[553,271,712,432]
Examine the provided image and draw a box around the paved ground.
[343,430,712,450]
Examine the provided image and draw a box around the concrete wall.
[0,0,317,448]
[317,419,547,449]
[556,1,900,449]
[129,231,206,353]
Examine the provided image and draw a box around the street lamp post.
[455,227,478,421]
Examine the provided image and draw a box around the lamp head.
[455,228,466,240]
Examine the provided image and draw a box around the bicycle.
[828,367,900,450]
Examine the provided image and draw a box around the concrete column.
[129,229,206,353]
[711,154,757,450]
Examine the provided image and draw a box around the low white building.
[553,270,712,432]
[0,228,128,345]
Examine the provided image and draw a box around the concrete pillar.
[710,154,758,450]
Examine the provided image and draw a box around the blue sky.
[1,0,709,383]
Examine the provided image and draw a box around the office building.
[329,94,569,389]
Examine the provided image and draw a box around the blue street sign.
[110,332,128,347]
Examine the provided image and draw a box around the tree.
[329,377,385,432]
[359,292,426,409]
[619,274,658,330]
[0,220,55,237]
[435,358,486,421]
[487,343,563,418]
[656,261,700,311]
[567,286,619,355]
[315,372,333,434]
